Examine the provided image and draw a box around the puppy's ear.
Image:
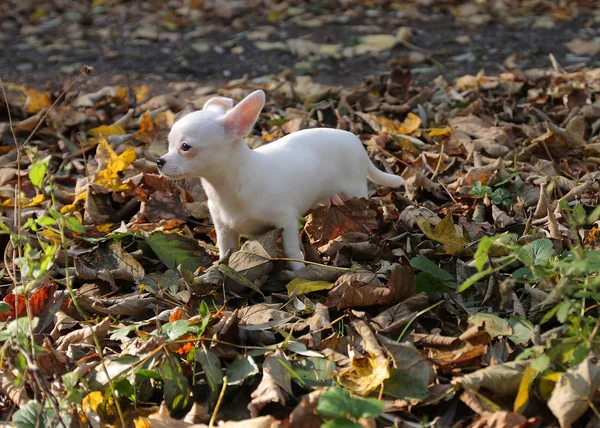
[223,90,265,139]
[203,96,234,114]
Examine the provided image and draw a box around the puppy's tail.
[367,161,405,187]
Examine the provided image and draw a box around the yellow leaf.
[115,87,128,101]
[138,111,155,134]
[539,371,561,400]
[399,112,422,134]
[371,115,403,133]
[261,133,277,142]
[134,417,151,428]
[428,126,452,138]
[514,366,537,413]
[94,138,136,191]
[418,212,470,255]
[336,354,390,396]
[96,223,115,233]
[267,10,280,22]
[30,8,47,22]
[89,124,126,138]
[60,190,88,214]
[134,85,150,102]
[286,278,334,296]
[24,88,51,113]
[372,112,421,135]
[2,194,47,208]
[154,110,175,128]
[81,391,103,423]
[41,228,62,245]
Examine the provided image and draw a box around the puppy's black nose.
[156,158,165,169]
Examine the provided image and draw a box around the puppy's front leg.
[281,218,305,271]
[214,217,240,262]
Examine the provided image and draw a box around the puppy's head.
[157,90,265,179]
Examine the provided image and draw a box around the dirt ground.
[1,0,599,95]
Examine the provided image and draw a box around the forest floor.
[1,1,600,428]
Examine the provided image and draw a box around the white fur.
[158,90,404,270]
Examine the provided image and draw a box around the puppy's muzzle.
[156,158,166,169]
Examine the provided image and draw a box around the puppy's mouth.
[158,171,190,181]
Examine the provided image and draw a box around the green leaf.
[517,238,555,266]
[226,355,259,386]
[469,181,492,198]
[383,368,429,401]
[512,267,533,280]
[290,357,335,388]
[144,233,212,272]
[0,222,11,235]
[322,418,362,428]
[410,255,456,284]
[508,316,534,345]
[530,355,550,373]
[161,320,196,341]
[113,378,135,402]
[13,401,48,428]
[317,386,383,420]
[469,313,512,338]
[197,300,211,337]
[159,355,190,413]
[415,272,451,293]
[195,347,223,405]
[37,216,55,227]
[29,159,49,189]
[218,263,264,295]
[286,278,334,296]
[64,216,85,234]
[134,369,162,382]
[474,236,494,271]
[556,300,572,323]
[0,302,10,313]
[62,372,80,390]
[110,324,139,341]
[267,117,290,126]
[572,203,587,225]
[491,188,511,206]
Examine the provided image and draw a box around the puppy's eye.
[181,143,192,152]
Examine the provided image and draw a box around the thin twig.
[209,376,228,428]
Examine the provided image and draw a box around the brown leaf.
[327,270,407,309]
[547,355,600,428]
[370,293,428,336]
[453,361,529,396]
[304,198,379,250]
[248,349,291,417]
[287,390,323,428]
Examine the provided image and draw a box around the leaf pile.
[2,52,600,427]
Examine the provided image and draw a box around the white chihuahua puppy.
[157,90,404,270]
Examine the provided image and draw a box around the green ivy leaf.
[13,401,48,428]
[161,320,196,341]
[227,355,259,386]
[517,238,555,266]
